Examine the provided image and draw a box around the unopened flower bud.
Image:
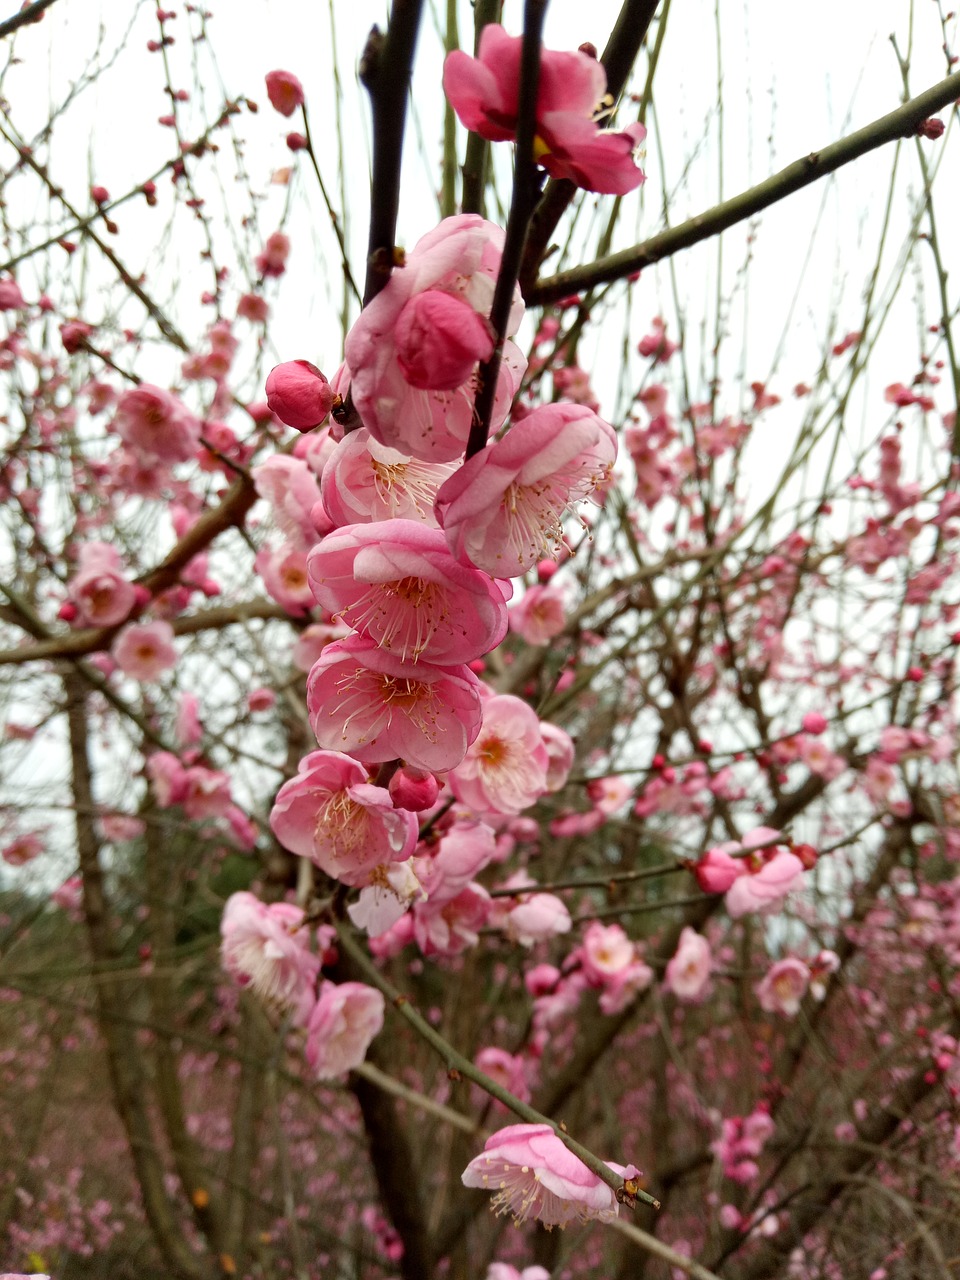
[265,360,335,431]
[388,765,440,812]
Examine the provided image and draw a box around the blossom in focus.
[443,25,646,195]
[306,519,509,664]
[306,635,483,771]
[269,749,418,885]
[435,401,617,578]
[320,428,457,528]
[304,980,385,1079]
[220,891,319,1024]
[663,926,711,1002]
[461,1123,638,1228]
[265,69,305,117]
[112,620,177,681]
[448,693,549,815]
[265,360,334,431]
[756,957,810,1017]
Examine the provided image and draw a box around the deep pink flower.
[320,428,457,528]
[256,230,291,278]
[220,891,319,1024]
[306,519,509,665]
[435,401,617,578]
[394,289,494,390]
[0,278,25,309]
[344,215,525,462]
[2,831,44,866]
[448,694,549,814]
[304,980,385,1079]
[269,749,418,885]
[306,635,483,771]
[265,69,305,117]
[694,846,747,894]
[462,1123,638,1227]
[112,620,177,680]
[67,542,136,628]
[265,360,334,430]
[388,764,440,811]
[112,384,201,464]
[664,926,711,1001]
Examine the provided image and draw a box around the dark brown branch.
[0,0,58,39]
[528,67,960,305]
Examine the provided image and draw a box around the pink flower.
[664,926,711,1002]
[265,69,305,117]
[435,401,617,578]
[52,875,83,917]
[539,720,574,790]
[2,831,44,866]
[509,584,567,645]
[67,542,137,628]
[598,958,653,1015]
[388,764,440,811]
[255,543,315,615]
[0,278,25,309]
[475,1046,531,1103]
[304,980,385,1079]
[220,891,319,1024]
[306,635,483,771]
[247,687,276,713]
[306,519,509,665]
[256,230,291,278]
[253,455,325,551]
[413,881,492,956]
[181,765,232,820]
[586,775,633,814]
[344,215,525,462]
[756,957,809,1016]
[580,922,635,985]
[418,821,498,902]
[269,749,418,886]
[320,428,457,528]
[147,750,188,807]
[461,1123,638,1228]
[111,620,177,680]
[112,384,200,464]
[694,846,746,893]
[347,860,427,936]
[802,711,828,735]
[443,25,645,195]
[505,892,571,947]
[265,360,334,430]
[98,813,146,842]
[176,692,203,746]
[448,694,549,814]
[724,850,805,919]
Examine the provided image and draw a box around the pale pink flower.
[509,584,567,645]
[461,1123,639,1227]
[809,948,840,999]
[176,692,203,746]
[67,542,137,628]
[304,980,385,1079]
[344,215,525,462]
[448,693,549,814]
[265,69,305,117]
[0,278,25,309]
[220,891,319,1024]
[269,749,418,886]
[97,813,146,843]
[505,892,571,947]
[181,765,233,820]
[306,635,483,771]
[539,720,575,790]
[112,620,177,680]
[112,384,200,464]
[247,687,276,713]
[580,922,635,985]
[757,957,810,1016]
[253,455,325,551]
[724,850,805,919]
[265,360,334,429]
[487,1266,550,1280]
[255,543,315,615]
[320,428,457,528]
[435,401,617,578]
[292,621,350,672]
[443,25,646,195]
[475,1046,531,1103]
[306,519,509,665]
[418,821,498,902]
[146,750,188,807]
[413,882,492,956]
[51,875,83,917]
[598,958,654,1015]
[586,774,633,814]
[347,860,427,936]
[664,926,712,1001]
[2,831,44,866]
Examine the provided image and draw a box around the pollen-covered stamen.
[338,576,453,661]
[378,673,443,742]
[313,789,372,866]
[369,457,446,520]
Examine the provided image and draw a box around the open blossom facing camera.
[448,693,549,815]
[220,892,319,1024]
[462,1123,639,1228]
[112,383,200,464]
[435,401,617,578]
[443,24,646,195]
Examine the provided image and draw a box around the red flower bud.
[265,360,334,431]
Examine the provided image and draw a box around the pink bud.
[537,559,558,582]
[389,765,440,812]
[917,116,945,139]
[58,601,78,623]
[90,185,110,204]
[394,289,494,390]
[133,584,153,607]
[286,131,308,151]
[265,70,305,117]
[265,360,335,431]
[801,711,827,735]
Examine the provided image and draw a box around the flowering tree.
[2,1,960,1278]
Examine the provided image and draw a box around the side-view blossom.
[253,454,326,551]
[505,892,571,947]
[509,583,567,645]
[435,401,617,578]
[724,850,805,919]
[265,69,305,117]
[220,891,319,1024]
[663,926,712,1002]
[304,980,385,1079]
[461,1123,639,1228]
[265,360,334,430]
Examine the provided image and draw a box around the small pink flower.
[306,519,509,665]
[0,278,25,309]
[598,958,653,1015]
[475,1046,531,1103]
[580,922,635,984]
[2,831,45,866]
[505,892,571,947]
[461,1122,638,1228]
[269,749,418,886]
[320,428,457,528]
[306,635,483,771]
[435,401,617,578]
[247,687,277,713]
[220,891,319,1024]
[448,693,549,815]
[98,813,146,842]
[265,360,334,430]
[388,764,440,811]
[255,543,315,615]
[256,230,291,278]
[67,542,137,628]
[304,980,385,1079]
[112,384,200,464]
[539,720,574,790]
[413,881,492,955]
[147,750,188,807]
[181,765,232,820]
[265,69,305,117]
[509,584,567,645]
[112,620,177,680]
[664,926,711,1001]
[757,957,810,1017]
[724,850,805,919]
[253,455,325,551]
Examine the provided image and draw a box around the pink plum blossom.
[487,1265,550,1280]
[580,922,636,985]
[347,860,427,937]
[418,821,498,902]
[509,584,567,645]
[320,428,457,528]
[269,749,418,886]
[388,764,440,811]
[304,980,385,1079]
[461,1123,639,1228]
[67,541,137,628]
[253,455,326,551]
[344,215,525,462]
[306,635,483,771]
[2,831,45,866]
[757,957,810,1016]
[112,384,200,464]
[265,360,334,430]
[598,958,654,1015]
[111,620,177,681]
[504,892,572,947]
[443,25,646,195]
[475,1046,531,1103]
[220,891,319,1024]
[413,881,492,956]
[306,519,509,664]
[255,543,315,615]
[265,69,305,117]
[664,926,712,1001]
[539,720,575,790]
[256,230,290,278]
[724,850,805,919]
[181,765,233,821]
[435,401,617,578]
[448,693,549,814]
